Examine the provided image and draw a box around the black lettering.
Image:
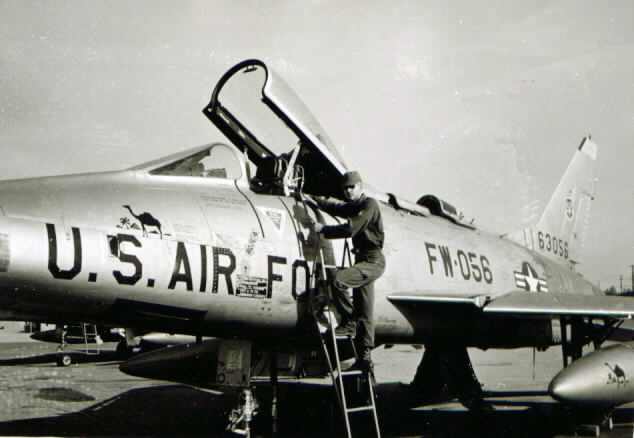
[564,241,569,259]
[107,235,119,257]
[468,252,482,282]
[481,255,493,283]
[213,247,235,294]
[268,255,287,299]
[46,223,82,280]
[546,233,551,251]
[424,242,437,275]
[457,250,470,280]
[113,234,142,285]
[168,241,193,291]
[199,245,207,292]
[538,231,544,249]
[438,245,453,277]
[292,259,310,299]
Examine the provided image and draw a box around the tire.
[57,354,72,367]
[116,341,131,359]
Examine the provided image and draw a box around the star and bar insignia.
[514,262,549,292]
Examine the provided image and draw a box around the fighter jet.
[0,59,631,432]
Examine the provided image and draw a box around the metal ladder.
[61,323,102,355]
[310,244,381,438]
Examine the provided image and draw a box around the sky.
[0,0,632,287]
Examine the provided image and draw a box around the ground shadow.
[0,381,630,437]
[0,350,121,366]
[0,384,233,437]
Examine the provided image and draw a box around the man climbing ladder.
[309,170,386,372]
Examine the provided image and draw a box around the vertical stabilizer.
[535,137,597,266]
[506,137,597,268]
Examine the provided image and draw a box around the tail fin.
[510,137,597,268]
[536,136,597,265]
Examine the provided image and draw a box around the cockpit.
[130,143,247,183]
[149,144,244,179]
[131,59,335,197]
[129,59,477,229]
[202,59,347,199]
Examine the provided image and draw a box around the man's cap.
[341,171,362,187]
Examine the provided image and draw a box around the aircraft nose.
[548,366,593,403]
[119,340,218,383]
[29,329,62,343]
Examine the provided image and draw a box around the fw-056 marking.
[424,241,493,284]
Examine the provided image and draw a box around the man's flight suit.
[315,193,385,360]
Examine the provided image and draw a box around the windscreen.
[262,67,347,170]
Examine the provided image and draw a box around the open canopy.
[203,59,348,197]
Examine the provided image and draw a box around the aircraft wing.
[388,291,634,319]
[483,291,634,318]
[387,293,489,307]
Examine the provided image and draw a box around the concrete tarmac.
[0,332,631,437]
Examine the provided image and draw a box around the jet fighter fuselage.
[0,149,597,350]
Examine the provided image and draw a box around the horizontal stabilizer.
[483,291,634,318]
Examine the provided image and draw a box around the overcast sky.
[0,0,632,287]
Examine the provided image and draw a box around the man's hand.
[312,222,324,234]
[307,195,327,208]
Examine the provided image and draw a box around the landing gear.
[560,317,586,367]
[226,388,259,437]
[562,406,615,438]
[410,345,491,412]
[116,340,133,359]
[602,414,614,431]
[56,352,72,367]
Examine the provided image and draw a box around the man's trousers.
[331,251,385,350]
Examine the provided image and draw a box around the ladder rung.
[346,405,374,413]
[334,335,354,340]
[339,370,363,376]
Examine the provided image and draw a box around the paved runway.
[0,331,631,437]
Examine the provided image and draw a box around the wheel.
[116,340,133,358]
[56,354,72,367]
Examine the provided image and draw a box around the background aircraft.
[0,59,632,434]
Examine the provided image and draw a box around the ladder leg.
[367,373,381,437]
[325,308,353,438]
[270,351,278,436]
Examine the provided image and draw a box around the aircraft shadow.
[483,389,550,397]
[0,381,630,437]
[0,384,232,437]
[0,350,121,366]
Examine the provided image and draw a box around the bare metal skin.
[0,60,630,416]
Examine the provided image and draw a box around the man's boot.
[334,319,357,337]
[348,347,373,373]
